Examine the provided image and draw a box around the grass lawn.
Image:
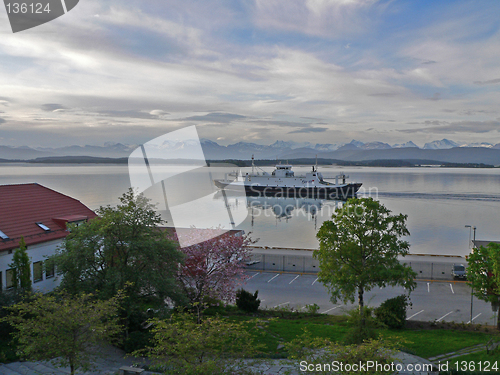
[225,310,500,360]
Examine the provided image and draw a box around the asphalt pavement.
[243,271,497,326]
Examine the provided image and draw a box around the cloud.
[97,109,161,120]
[0,117,6,124]
[288,127,328,134]
[179,112,247,123]
[41,104,67,112]
[400,120,500,134]
[473,78,500,85]
[251,0,381,38]
[368,92,397,97]
[1,0,500,147]
[428,93,441,101]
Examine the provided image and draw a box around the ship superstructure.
[214,156,362,199]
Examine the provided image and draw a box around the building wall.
[0,239,62,292]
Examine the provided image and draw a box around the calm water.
[1,163,499,256]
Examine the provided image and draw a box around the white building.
[0,183,96,292]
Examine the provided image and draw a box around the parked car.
[451,264,467,279]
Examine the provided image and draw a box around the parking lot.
[243,271,498,326]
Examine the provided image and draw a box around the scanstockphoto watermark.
[3,0,79,33]
[128,125,380,247]
[299,360,435,373]
[128,125,250,248]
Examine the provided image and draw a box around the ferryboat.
[213,156,362,199]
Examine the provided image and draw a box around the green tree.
[9,236,31,291]
[135,311,263,374]
[2,292,122,375]
[314,198,416,332]
[466,242,500,330]
[51,189,185,328]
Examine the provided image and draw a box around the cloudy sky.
[1,0,500,148]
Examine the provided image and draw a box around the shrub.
[344,307,380,345]
[304,303,321,314]
[134,312,263,374]
[374,295,411,329]
[236,289,260,313]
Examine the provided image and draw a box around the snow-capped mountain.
[360,142,392,150]
[313,143,340,151]
[423,139,460,150]
[2,138,500,163]
[392,141,419,148]
[460,142,494,148]
[270,140,312,149]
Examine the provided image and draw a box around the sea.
[1,163,499,257]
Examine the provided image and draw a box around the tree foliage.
[173,230,252,319]
[374,295,411,329]
[9,237,31,291]
[314,198,416,330]
[2,292,122,375]
[236,289,260,313]
[52,189,185,315]
[466,242,500,330]
[135,312,262,374]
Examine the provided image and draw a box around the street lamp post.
[465,225,476,323]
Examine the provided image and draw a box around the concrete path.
[428,341,499,362]
[0,351,438,375]
[242,352,438,374]
[0,345,158,375]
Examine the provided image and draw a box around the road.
[242,271,498,326]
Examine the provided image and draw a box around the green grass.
[382,329,495,358]
[227,310,499,360]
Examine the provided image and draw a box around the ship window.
[0,229,8,240]
[36,222,50,231]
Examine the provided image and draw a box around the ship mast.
[252,154,255,175]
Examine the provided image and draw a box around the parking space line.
[436,311,453,322]
[289,275,300,284]
[312,277,318,286]
[267,274,280,283]
[467,313,481,324]
[322,306,341,314]
[248,272,260,280]
[407,310,424,320]
[427,283,430,293]
[274,301,290,308]
[449,284,454,294]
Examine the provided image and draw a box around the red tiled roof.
[0,183,97,252]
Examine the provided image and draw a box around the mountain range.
[1,138,500,165]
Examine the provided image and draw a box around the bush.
[304,303,321,314]
[344,307,379,345]
[236,289,260,313]
[374,295,411,329]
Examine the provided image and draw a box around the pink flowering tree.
[172,229,254,321]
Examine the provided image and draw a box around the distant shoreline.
[0,156,496,168]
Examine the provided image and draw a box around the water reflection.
[212,191,344,232]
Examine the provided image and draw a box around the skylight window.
[0,229,8,240]
[36,222,50,231]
